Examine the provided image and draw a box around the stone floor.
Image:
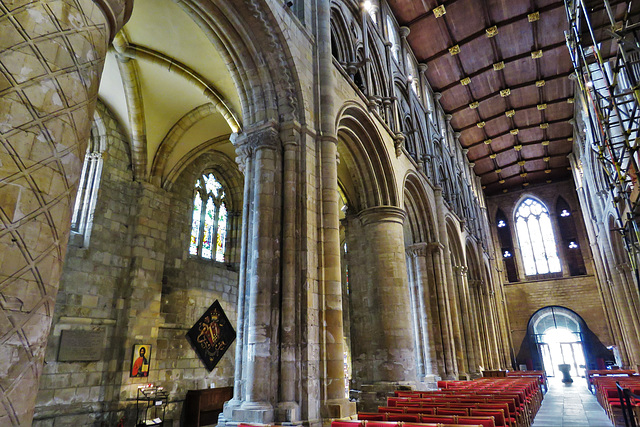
[532,377,614,427]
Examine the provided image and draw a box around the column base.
[356,381,418,412]
[220,400,274,426]
[321,398,357,419]
[276,401,301,424]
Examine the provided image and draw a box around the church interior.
[1,0,640,426]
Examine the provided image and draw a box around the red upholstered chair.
[470,409,506,427]
[387,414,420,422]
[364,422,399,427]
[419,415,456,424]
[405,407,434,415]
[436,407,468,416]
[358,413,386,421]
[378,407,404,414]
[331,421,364,427]
[457,416,497,427]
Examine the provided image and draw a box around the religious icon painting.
[186,300,236,371]
[130,344,151,377]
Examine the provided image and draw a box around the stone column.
[453,265,478,374]
[427,242,457,378]
[0,1,132,425]
[223,124,282,424]
[407,243,441,378]
[357,206,416,383]
[435,189,466,376]
[318,0,355,419]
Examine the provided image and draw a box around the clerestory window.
[515,198,561,276]
[70,133,103,247]
[189,172,228,261]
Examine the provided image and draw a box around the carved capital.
[233,122,280,169]
[399,26,411,38]
[407,242,429,258]
[358,206,406,226]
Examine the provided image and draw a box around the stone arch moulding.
[402,171,437,244]
[177,0,305,127]
[336,102,399,212]
[163,135,235,192]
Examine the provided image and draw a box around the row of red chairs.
[591,375,640,425]
[385,378,542,427]
[359,411,496,427]
[333,420,485,427]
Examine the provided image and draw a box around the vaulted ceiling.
[387,0,575,195]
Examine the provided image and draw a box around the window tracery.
[190,172,228,261]
[515,198,561,276]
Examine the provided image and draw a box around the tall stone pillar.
[427,242,457,379]
[406,243,441,378]
[0,1,132,425]
[317,0,355,419]
[223,124,282,424]
[356,206,416,383]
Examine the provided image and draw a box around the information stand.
[136,385,169,426]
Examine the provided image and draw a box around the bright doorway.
[531,307,587,378]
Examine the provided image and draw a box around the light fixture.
[363,0,373,11]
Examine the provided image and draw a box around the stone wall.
[486,180,613,368]
[34,102,136,426]
[33,106,241,426]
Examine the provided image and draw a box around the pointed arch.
[336,103,398,211]
[402,172,437,244]
[514,196,561,276]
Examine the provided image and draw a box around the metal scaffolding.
[564,0,640,285]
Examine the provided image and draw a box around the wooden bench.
[184,386,233,427]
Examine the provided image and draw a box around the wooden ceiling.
[387,0,575,195]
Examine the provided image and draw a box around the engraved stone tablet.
[58,329,104,362]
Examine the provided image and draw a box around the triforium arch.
[336,103,398,211]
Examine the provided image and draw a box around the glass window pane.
[215,203,227,262]
[190,192,202,255]
[202,196,216,259]
[516,217,537,275]
[516,198,561,275]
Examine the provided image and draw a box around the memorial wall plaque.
[58,329,105,362]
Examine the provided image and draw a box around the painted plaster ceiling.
[98,0,240,182]
[387,0,578,195]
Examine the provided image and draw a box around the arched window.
[71,127,103,247]
[556,197,586,276]
[406,54,419,95]
[386,15,399,61]
[515,198,561,276]
[496,209,518,282]
[189,172,228,261]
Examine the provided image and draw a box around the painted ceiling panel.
[392,0,576,194]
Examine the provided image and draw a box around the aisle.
[532,378,614,427]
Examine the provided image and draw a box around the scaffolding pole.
[564,0,640,287]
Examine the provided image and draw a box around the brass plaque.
[58,329,104,362]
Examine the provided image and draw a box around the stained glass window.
[190,192,202,255]
[189,172,228,261]
[515,198,561,276]
[215,203,227,262]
